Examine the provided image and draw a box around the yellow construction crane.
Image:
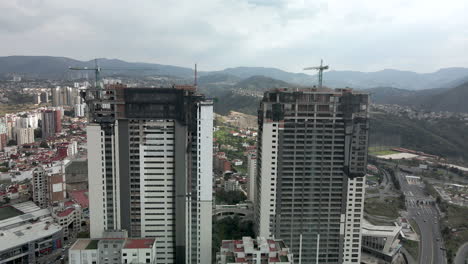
[304,59,329,89]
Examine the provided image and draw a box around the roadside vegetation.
[441,204,468,262]
[0,103,38,116]
[368,146,399,156]
[212,216,254,259]
[215,190,247,205]
[402,239,419,262]
[364,196,405,219]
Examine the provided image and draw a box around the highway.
[397,168,446,264]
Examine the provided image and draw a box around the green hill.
[370,112,468,161]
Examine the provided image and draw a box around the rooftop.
[124,238,155,249]
[70,239,94,250]
[56,208,75,217]
[362,219,402,238]
[70,237,156,251]
[0,214,62,251]
[69,190,89,208]
[0,202,50,230]
[220,237,291,263]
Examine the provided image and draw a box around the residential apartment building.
[216,236,293,264]
[224,178,240,192]
[87,84,213,264]
[0,120,7,151]
[42,109,62,139]
[32,164,66,208]
[246,152,257,203]
[52,86,79,107]
[16,127,35,145]
[254,88,369,264]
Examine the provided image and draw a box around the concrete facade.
[0,202,63,264]
[87,85,213,264]
[69,233,157,264]
[254,88,369,264]
[246,152,257,203]
[217,236,293,264]
[16,127,35,145]
[32,164,67,208]
[361,220,402,263]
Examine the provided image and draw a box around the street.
[397,168,446,264]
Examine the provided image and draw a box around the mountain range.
[2,56,468,90]
[365,80,468,113]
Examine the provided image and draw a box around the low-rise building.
[405,175,421,185]
[361,220,402,263]
[69,230,157,264]
[32,165,66,208]
[0,202,63,263]
[232,159,243,166]
[224,178,240,192]
[217,236,293,264]
[51,202,83,241]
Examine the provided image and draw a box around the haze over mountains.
[2,55,468,113]
[366,81,468,113]
[2,56,468,91]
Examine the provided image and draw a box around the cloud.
[0,0,467,73]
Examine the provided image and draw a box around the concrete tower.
[254,87,369,264]
[87,84,213,264]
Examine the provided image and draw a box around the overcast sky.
[1,0,467,73]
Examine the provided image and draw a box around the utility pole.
[304,59,329,88]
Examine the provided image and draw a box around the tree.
[64,109,75,117]
[212,216,254,257]
[215,190,247,205]
[34,128,42,139]
[39,141,49,148]
[7,140,17,146]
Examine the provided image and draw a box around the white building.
[69,231,157,264]
[67,140,78,157]
[87,86,213,264]
[217,236,293,264]
[74,103,86,117]
[246,152,257,203]
[52,86,79,107]
[224,178,240,192]
[232,159,243,166]
[361,220,402,263]
[16,127,35,145]
[405,175,421,185]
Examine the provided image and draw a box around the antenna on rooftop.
[304,59,329,89]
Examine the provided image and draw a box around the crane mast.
[304,59,329,89]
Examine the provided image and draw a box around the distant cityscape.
[0,64,467,264]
